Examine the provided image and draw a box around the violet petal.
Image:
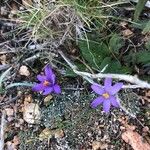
[109,83,123,95]
[37,75,46,82]
[91,96,104,108]
[91,84,105,95]
[103,100,111,113]
[44,65,56,84]
[53,84,61,94]
[32,83,45,91]
[104,78,112,92]
[43,87,53,95]
[109,96,120,107]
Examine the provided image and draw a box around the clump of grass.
[17,0,84,47]
[17,0,128,47]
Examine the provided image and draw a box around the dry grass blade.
[0,111,6,150]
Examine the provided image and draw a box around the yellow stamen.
[43,80,50,86]
[102,93,110,99]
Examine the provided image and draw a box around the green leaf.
[124,50,150,65]
[79,39,110,69]
[109,34,124,54]
[131,20,149,30]
[64,69,77,77]
[135,51,150,64]
[143,20,150,34]
[6,82,33,89]
[120,66,132,74]
[140,75,150,82]
[100,58,120,73]
[145,41,150,50]
[99,57,111,70]
[105,60,122,73]
[133,0,148,21]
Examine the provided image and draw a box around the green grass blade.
[6,82,34,89]
[142,20,150,34]
[133,0,148,21]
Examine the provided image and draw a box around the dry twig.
[58,50,150,89]
[0,111,6,150]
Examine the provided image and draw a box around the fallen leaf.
[23,103,40,124]
[44,95,53,105]
[122,130,150,150]
[122,29,133,37]
[39,128,64,140]
[19,65,30,77]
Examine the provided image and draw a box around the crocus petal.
[104,78,112,92]
[44,65,56,84]
[109,83,123,95]
[37,75,46,82]
[32,83,45,91]
[43,87,53,95]
[91,84,105,95]
[109,96,120,107]
[91,96,104,108]
[53,84,61,94]
[103,100,111,113]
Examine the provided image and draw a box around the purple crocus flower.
[91,78,123,113]
[32,65,61,95]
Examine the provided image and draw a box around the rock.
[19,65,30,77]
[23,103,40,124]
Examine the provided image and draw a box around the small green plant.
[124,40,150,65]
[78,33,131,74]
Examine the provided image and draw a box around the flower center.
[43,80,50,86]
[102,93,110,99]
